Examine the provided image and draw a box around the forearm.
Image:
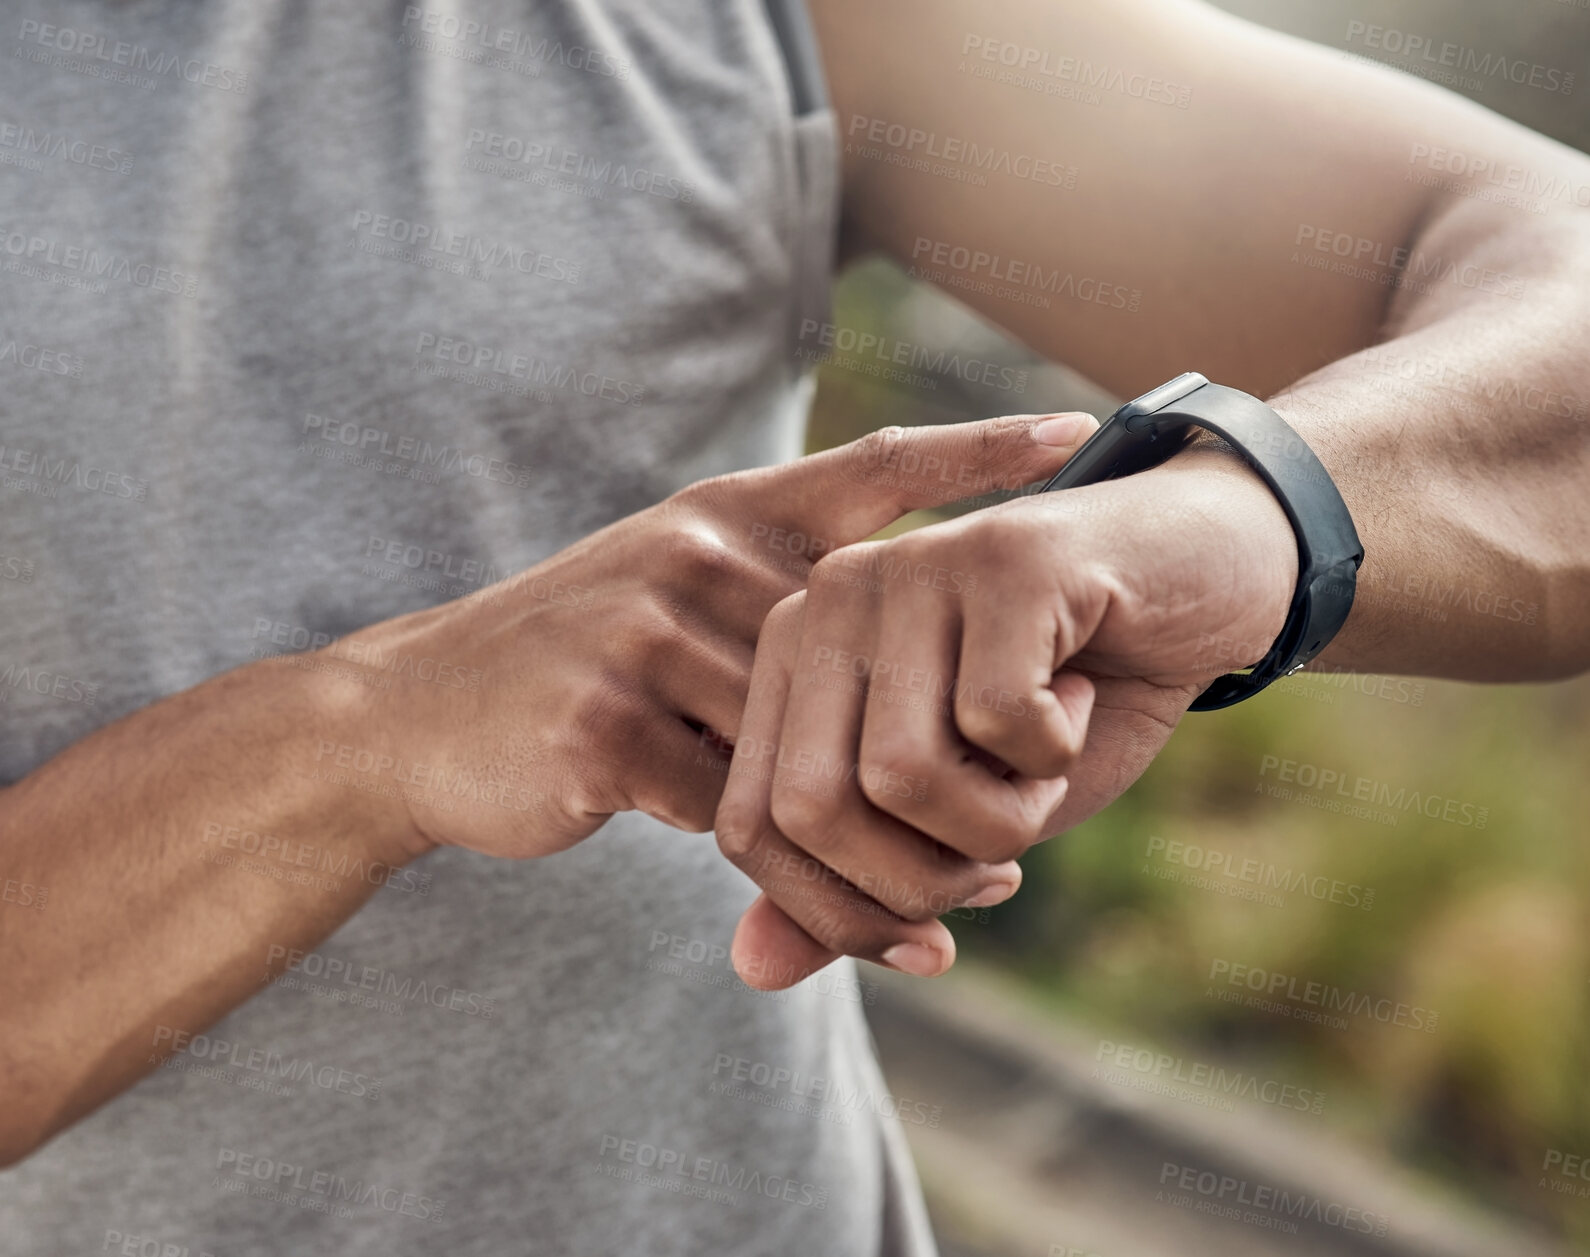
[0,654,421,1165]
[0,417,1089,1163]
[815,0,1590,684]
[1270,197,1590,681]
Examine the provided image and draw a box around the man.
[0,1,1585,1254]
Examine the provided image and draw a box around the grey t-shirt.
[0,1,937,1252]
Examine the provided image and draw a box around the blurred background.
[811,2,1590,1254]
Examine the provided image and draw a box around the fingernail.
[881,942,948,978]
[1033,412,1096,447]
[964,881,1018,909]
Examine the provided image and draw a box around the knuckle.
[913,857,994,919]
[807,549,841,587]
[614,592,680,663]
[974,417,1004,455]
[937,808,1030,864]
[760,590,807,642]
[845,425,908,485]
[856,764,909,812]
[977,817,1039,865]
[633,611,688,670]
[994,705,1085,780]
[876,534,927,583]
[801,901,880,957]
[808,544,874,602]
[1019,747,1071,780]
[669,523,741,586]
[954,694,1026,754]
[882,528,926,559]
[974,835,1029,866]
[1042,712,1087,765]
[858,743,932,809]
[664,785,720,834]
[643,795,707,834]
[974,414,1022,460]
[890,885,950,924]
[667,472,745,517]
[769,782,837,846]
[558,762,611,825]
[714,798,766,864]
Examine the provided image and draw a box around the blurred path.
[870,963,1571,1257]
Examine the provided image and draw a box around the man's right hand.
[347,413,1097,862]
[0,412,1092,1164]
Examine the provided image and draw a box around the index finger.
[747,413,1097,547]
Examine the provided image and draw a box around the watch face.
[1116,371,1210,422]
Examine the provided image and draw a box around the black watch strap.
[1039,373,1365,711]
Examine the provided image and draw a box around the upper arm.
[809,0,1590,398]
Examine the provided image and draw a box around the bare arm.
[813,0,1590,679]
[708,0,1590,987]
[0,657,413,1167]
[0,417,1094,1163]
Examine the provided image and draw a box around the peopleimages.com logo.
[1344,21,1573,95]
[213,1147,445,1221]
[1208,958,1439,1033]
[1258,755,1489,829]
[1157,1161,1389,1237]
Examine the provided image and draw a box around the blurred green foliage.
[808,0,1590,1235]
[808,257,1590,1242]
[991,672,1590,1239]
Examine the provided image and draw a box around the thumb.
[768,412,1097,545]
[731,893,839,990]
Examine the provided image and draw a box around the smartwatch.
[1038,372,1364,711]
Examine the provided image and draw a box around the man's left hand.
[714,445,1300,988]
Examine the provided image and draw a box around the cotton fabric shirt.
[0,2,937,1252]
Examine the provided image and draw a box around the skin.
[717,450,1297,979]
[716,0,1590,984]
[5,0,1590,1159]
[0,416,1092,1165]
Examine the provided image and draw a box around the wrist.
[263,644,439,869]
[1144,441,1300,671]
